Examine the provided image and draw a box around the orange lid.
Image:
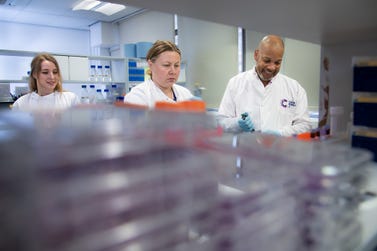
[155,100,206,112]
[296,132,312,141]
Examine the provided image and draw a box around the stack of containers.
[294,142,371,251]
[196,133,372,251]
[0,108,373,251]
[197,134,304,251]
[0,108,220,251]
[128,60,145,83]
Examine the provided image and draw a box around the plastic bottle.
[103,65,112,82]
[95,89,105,104]
[115,96,124,102]
[80,84,90,104]
[111,84,120,102]
[103,89,112,103]
[89,65,96,82]
[97,65,103,82]
[88,84,96,104]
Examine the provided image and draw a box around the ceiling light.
[72,0,126,16]
[94,3,126,16]
[72,0,101,11]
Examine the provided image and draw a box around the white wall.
[0,21,90,54]
[179,16,238,109]
[117,10,174,57]
[322,40,377,132]
[284,38,321,108]
[245,30,266,71]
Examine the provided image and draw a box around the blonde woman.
[12,53,79,111]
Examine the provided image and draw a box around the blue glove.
[263,130,281,136]
[189,96,202,101]
[238,112,254,132]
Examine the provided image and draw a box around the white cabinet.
[0,49,128,85]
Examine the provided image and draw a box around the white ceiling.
[0,0,144,30]
[108,0,377,45]
[1,0,376,45]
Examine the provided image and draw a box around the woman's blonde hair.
[146,40,181,76]
[29,53,63,93]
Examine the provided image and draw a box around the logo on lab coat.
[281,99,296,108]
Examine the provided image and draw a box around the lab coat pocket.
[278,107,296,126]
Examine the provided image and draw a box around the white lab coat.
[124,79,194,108]
[217,68,311,136]
[12,91,80,111]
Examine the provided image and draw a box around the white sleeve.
[123,85,149,106]
[70,92,81,106]
[217,79,242,133]
[11,94,28,111]
[12,100,20,110]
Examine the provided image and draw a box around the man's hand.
[238,112,254,132]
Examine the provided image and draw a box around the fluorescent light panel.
[72,0,126,16]
[72,0,101,11]
[94,3,126,16]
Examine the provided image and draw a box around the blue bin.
[128,61,137,67]
[129,75,145,82]
[129,68,145,75]
[136,42,153,58]
[124,43,136,58]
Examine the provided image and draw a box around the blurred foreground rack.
[0,106,376,251]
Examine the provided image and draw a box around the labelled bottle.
[80,84,90,104]
[103,65,112,82]
[89,65,96,82]
[95,89,106,104]
[97,65,103,82]
[103,89,112,103]
[88,84,96,104]
[111,84,120,102]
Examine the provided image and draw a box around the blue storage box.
[353,102,377,127]
[129,68,144,75]
[124,43,136,58]
[353,66,377,92]
[128,61,137,67]
[129,75,145,82]
[136,42,153,58]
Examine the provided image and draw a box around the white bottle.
[103,89,112,103]
[97,65,103,82]
[111,84,120,102]
[95,89,105,104]
[104,65,112,82]
[88,84,96,104]
[80,84,90,104]
[89,65,96,82]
